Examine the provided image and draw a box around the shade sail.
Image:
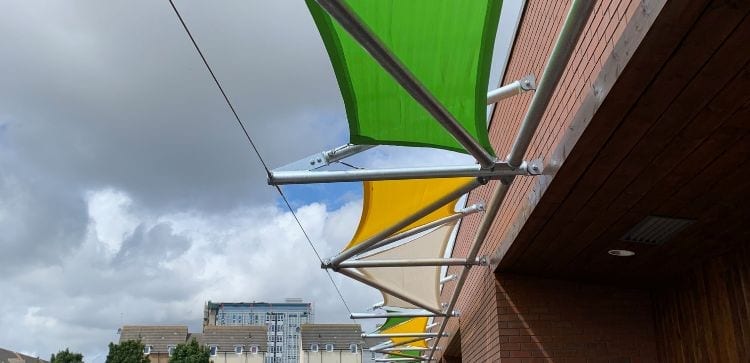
[359,222,456,311]
[306,0,501,154]
[344,178,471,251]
[381,317,428,348]
[389,350,421,360]
[380,313,410,331]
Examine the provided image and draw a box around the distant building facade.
[119,325,266,363]
[299,324,363,363]
[0,348,47,363]
[204,300,313,363]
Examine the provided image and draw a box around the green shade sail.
[379,313,409,332]
[389,350,421,360]
[307,0,501,154]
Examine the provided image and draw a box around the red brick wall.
[492,274,658,362]
[436,0,660,361]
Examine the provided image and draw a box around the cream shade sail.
[358,222,456,311]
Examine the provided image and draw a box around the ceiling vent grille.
[620,215,695,245]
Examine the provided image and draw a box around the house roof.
[0,347,48,363]
[198,326,267,352]
[300,324,363,351]
[119,325,188,352]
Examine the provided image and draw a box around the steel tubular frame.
[378,347,433,352]
[338,268,442,315]
[361,204,483,254]
[326,179,482,267]
[313,0,496,168]
[486,75,536,104]
[337,258,476,268]
[268,75,536,185]
[363,333,446,339]
[268,160,540,185]
[426,1,594,360]
[377,355,429,362]
[369,336,431,351]
[351,311,451,319]
[288,1,593,362]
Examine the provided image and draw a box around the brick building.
[433,0,750,362]
[298,324,363,363]
[119,325,267,363]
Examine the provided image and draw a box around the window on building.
[349,344,358,353]
[250,346,259,354]
[325,343,334,352]
[310,344,318,352]
[143,346,152,355]
[168,345,176,357]
[234,345,243,354]
[209,345,218,356]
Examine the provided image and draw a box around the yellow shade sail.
[381,317,429,348]
[344,178,473,251]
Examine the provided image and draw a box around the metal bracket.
[487,74,537,104]
[520,74,537,91]
[274,144,373,172]
[477,256,489,266]
[439,274,457,285]
[526,158,544,175]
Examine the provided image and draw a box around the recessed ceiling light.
[608,249,635,257]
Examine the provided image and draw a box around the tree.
[50,348,83,363]
[169,338,210,363]
[105,340,150,363]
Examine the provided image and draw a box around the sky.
[0,0,522,361]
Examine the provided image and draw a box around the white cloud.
[0,187,380,362]
[87,189,139,256]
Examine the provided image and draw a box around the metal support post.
[313,0,497,168]
[364,333,446,339]
[427,1,594,360]
[327,179,482,266]
[378,348,434,352]
[337,258,477,268]
[375,352,429,361]
[486,75,536,104]
[267,161,541,185]
[357,204,483,254]
[351,311,451,319]
[369,337,432,351]
[439,275,457,284]
[506,1,593,168]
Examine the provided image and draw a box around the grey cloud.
[0,164,88,273]
[0,0,346,213]
[113,223,190,266]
